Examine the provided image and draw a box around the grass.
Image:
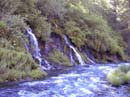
[48,49,73,66]
[0,47,47,83]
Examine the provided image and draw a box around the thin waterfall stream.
[26,29,42,65]
[26,28,51,70]
[26,29,95,68]
[64,35,95,65]
[63,35,85,65]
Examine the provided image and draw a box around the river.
[0,63,130,97]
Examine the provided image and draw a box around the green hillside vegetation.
[48,49,73,66]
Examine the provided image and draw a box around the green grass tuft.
[0,48,46,83]
[48,49,73,66]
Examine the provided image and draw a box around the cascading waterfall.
[64,35,95,65]
[69,51,75,64]
[26,28,51,70]
[86,55,95,64]
[64,35,85,65]
[26,29,42,65]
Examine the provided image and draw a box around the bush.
[37,0,67,20]
[0,0,20,17]
[0,48,46,82]
[48,49,73,66]
[1,15,29,51]
[27,15,52,41]
[0,21,6,28]
[0,21,8,38]
[2,15,27,32]
[15,0,39,16]
[64,21,86,47]
[14,0,52,41]
[29,68,47,79]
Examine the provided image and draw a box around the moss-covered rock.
[107,68,125,86]
[107,64,130,86]
[125,71,130,83]
[118,64,130,73]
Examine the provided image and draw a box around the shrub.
[1,15,29,52]
[0,21,6,28]
[0,38,15,51]
[0,21,8,38]
[0,0,20,17]
[2,15,27,32]
[2,70,27,81]
[37,0,67,20]
[27,15,52,41]
[29,68,47,79]
[48,49,73,66]
[0,47,46,82]
[64,21,86,47]
[15,0,39,15]
[14,0,52,41]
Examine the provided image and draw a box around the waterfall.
[86,55,95,64]
[70,50,75,64]
[26,28,51,70]
[64,35,85,65]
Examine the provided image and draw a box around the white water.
[26,29,51,70]
[64,35,85,65]
[86,55,95,64]
[64,35,95,65]
[0,64,129,97]
[26,29,42,65]
[70,51,75,64]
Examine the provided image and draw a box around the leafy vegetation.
[48,49,73,66]
[63,8,126,61]
[0,48,46,83]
